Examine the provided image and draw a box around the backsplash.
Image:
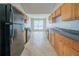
[51,16,79,31]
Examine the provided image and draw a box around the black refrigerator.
[0,4,24,56]
[0,4,11,56]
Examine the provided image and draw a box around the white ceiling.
[20,3,60,14]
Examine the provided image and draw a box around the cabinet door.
[52,17,56,23]
[49,33,51,41]
[54,32,79,56]
[60,35,79,56]
[64,45,79,56]
[55,7,61,17]
[63,36,79,52]
[61,4,73,21]
[51,33,55,46]
[57,42,64,55]
[24,31,26,48]
[49,15,52,21]
[74,4,79,19]
[49,32,55,46]
[52,12,56,23]
[54,32,64,55]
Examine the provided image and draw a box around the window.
[34,20,44,30]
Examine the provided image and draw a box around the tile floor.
[21,31,57,56]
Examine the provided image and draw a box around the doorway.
[31,18,46,31]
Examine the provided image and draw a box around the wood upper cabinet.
[52,18,56,23]
[49,13,56,23]
[61,4,73,21]
[49,3,79,21]
[49,15,52,21]
[55,7,61,17]
[73,4,79,19]
[49,15,53,23]
[52,12,56,23]
[61,3,79,21]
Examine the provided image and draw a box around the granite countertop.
[49,27,79,42]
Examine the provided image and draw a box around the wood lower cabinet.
[54,32,64,55]
[48,32,51,41]
[54,41,64,56]
[63,36,79,52]
[49,32,55,46]
[54,32,79,56]
[24,31,27,48]
[51,32,55,46]
[64,45,79,56]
